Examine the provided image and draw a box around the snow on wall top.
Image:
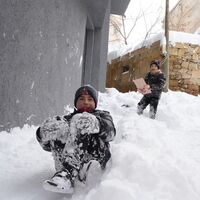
[170,31,200,46]
[108,31,200,62]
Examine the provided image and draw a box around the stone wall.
[169,43,200,95]
[106,41,200,95]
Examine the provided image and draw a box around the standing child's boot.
[137,105,143,115]
[149,104,156,119]
[149,109,156,119]
[149,98,159,119]
[137,96,149,115]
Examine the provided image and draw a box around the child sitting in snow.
[36,85,116,194]
[137,60,166,119]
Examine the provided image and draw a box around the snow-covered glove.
[70,112,100,135]
[40,116,70,142]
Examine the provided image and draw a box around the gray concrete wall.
[0,0,130,130]
[0,0,87,129]
[83,0,111,91]
[94,0,111,91]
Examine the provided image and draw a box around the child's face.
[76,94,95,111]
[150,64,159,74]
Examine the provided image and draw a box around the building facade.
[0,0,130,130]
[107,35,200,96]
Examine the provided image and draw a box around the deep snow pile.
[1,89,200,200]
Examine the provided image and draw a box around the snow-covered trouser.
[48,133,111,182]
[63,133,110,176]
[137,96,159,119]
[37,127,111,180]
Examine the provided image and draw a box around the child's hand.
[138,84,151,95]
[40,116,70,142]
[70,112,100,135]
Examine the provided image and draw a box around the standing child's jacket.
[144,70,166,99]
[137,60,166,119]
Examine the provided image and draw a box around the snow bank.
[1,90,200,200]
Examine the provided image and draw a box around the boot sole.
[43,180,74,194]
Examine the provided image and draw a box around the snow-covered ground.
[1,89,200,200]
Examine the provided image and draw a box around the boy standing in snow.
[36,85,116,194]
[137,60,166,119]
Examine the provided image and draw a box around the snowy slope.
[1,89,200,200]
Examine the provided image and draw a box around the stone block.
[190,44,199,48]
[181,61,189,69]
[170,86,180,91]
[182,73,191,79]
[169,55,177,62]
[185,54,192,60]
[180,88,186,92]
[169,80,179,87]
[193,76,200,83]
[179,69,191,79]
[175,43,185,49]
[188,63,198,71]
[170,71,182,80]
[178,79,184,84]
[178,48,185,56]
[188,84,199,91]
[170,73,176,80]
[190,78,200,85]
[185,47,194,54]
[183,79,192,85]
[182,84,188,89]
[196,47,200,54]
[169,65,174,70]
[192,53,198,61]
[169,48,178,56]
[173,64,182,69]
[176,57,184,65]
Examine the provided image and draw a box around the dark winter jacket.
[36,109,116,153]
[144,71,166,98]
